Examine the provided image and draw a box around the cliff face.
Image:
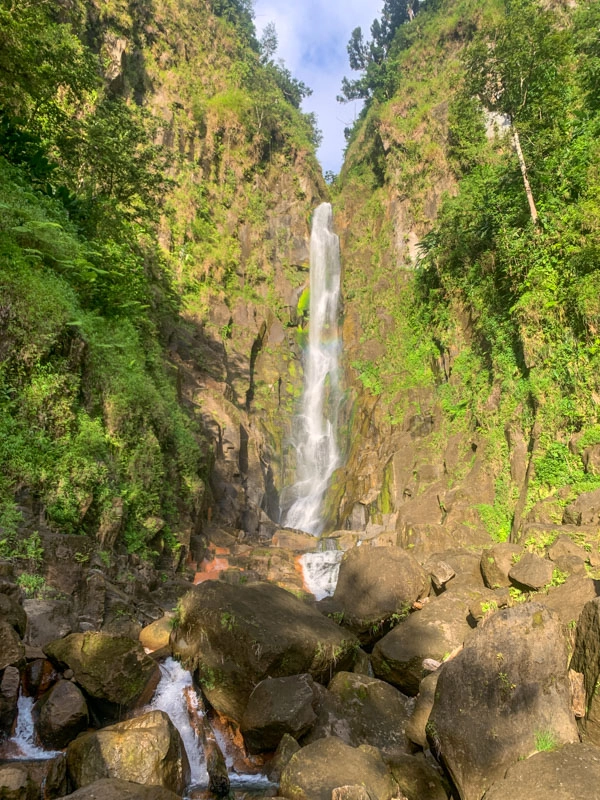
[0,0,324,562]
[330,0,600,547]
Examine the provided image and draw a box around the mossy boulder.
[44,632,160,722]
[318,546,430,645]
[279,737,396,800]
[429,604,578,800]
[56,779,182,800]
[170,581,359,721]
[66,710,189,794]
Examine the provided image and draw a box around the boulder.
[0,619,25,670]
[303,672,413,757]
[35,680,89,749]
[279,737,396,800]
[405,671,440,749]
[44,633,160,722]
[571,597,600,744]
[547,534,589,563]
[0,755,67,800]
[267,733,301,782]
[170,581,359,721]
[56,778,182,800]
[371,591,474,695]
[66,710,189,794]
[563,488,600,525]
[424,558,455,591]
[386,753,449,800]
[508,552,553,591]
[433,549,486,593]
[0,665,20,737]
[483,742,600,800]
[536,575,598,627]
[480,543,523,589]
[23,599,75,648]
[139,617,173,654]
[0,593,27,637]
[241,674,319,753]
[318,546,429,645]
[428,604,578,800]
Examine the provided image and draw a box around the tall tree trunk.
[511,122,539,226]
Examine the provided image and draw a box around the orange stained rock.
[193,556,229,584]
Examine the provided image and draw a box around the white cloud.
[253,0,383,174]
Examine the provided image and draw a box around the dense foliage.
[337,0,600,539]
[0,0,319,559]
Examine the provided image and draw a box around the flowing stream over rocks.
[282,202,342,535]
[6,693,59,760]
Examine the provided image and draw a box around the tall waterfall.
[283,202,341,535]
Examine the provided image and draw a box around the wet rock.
[303,671,413,757]
[0,619,25,670]
[57,778,182,800]
[429,604,578,800]
[271,530,319,551]
[35,679,89,749]
[480,543,523,589]
[371,591,473,695]
[241,674,319,753]
[483,742,600,800]
[23,658,58,697]
[66,710,189,794]
[170,581,358,721]
[508,552,553,591]
[319,546,429,645]
[0,666,20,737]
[23,599,75,648]
[44,632,160,723]
[279,737,396,800]
[386,752,449,800]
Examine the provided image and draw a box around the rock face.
[0,593,27,638]
[428,604,578,800]
[371,591,473,695]
[571,597,600,744]
[170,581,359,721]
[57,778,182,800]
[44,633,160,722]
[66,710,189,794]
[0,665,20,737]
[0,619,25,670]
[279,737,396,800]
[320,546,429,644]
[304,672,413,756]
[483,742,600,800]
[241,674,319,753]
[34,680,89,749]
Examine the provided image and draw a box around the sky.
[252,0,384,175]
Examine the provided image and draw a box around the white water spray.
[149,658,208,786]
[10,694,58,760]
[283,202,341,535]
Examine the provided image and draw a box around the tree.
[464,0,570,226]
[259,22,278,64]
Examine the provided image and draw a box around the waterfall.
[283,202,342,535]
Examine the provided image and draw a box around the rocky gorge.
[3,0,600,798]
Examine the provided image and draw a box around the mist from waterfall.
[282,202,341,535]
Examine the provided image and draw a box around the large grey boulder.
[483,742,600,799]
[318,546,429,645]
[241,674,319,753]
[56,778,182,800]
[170,581,358,721]
[428,604,578,800]
[24,599,74,648]
[44,632,160,723]
[508,552,553,591]
[34,680,89,749]
[279,737,396,800]
[371,591,474,695]
[480,543,523,589]
[303,672,414,757]
[66,710,189,794]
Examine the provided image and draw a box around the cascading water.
[283,202,342,536]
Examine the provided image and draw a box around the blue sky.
[252,0,384,174]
